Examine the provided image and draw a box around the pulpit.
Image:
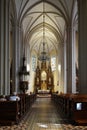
[20,81,28,93]
[19,56,29,93]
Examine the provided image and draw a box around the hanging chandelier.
[38,0,50,62]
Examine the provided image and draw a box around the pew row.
[0,101,20,125]
[0,93,36,125]
[51,93,87,125]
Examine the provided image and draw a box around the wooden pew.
[69,94,87,125]
[0,100,20,125]
[52,93,87,125]
[0,93,36,125]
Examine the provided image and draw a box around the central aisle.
[0,97,87,129]
[27,97,64,130]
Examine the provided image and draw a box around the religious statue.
[41,81,47,90]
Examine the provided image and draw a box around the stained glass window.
[51,56,56,71]
[32,56,36,71]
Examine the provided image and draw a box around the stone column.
[66,25,72,93]
[58,43,64,92]
[65,15,78,94]
[0,0,10,95]
[71,26,77,93]
[61,44,64,92]
[78,0,87,94]
[0,0,4,94]
[12,24,23,93]
[64,31,67,93]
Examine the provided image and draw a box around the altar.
[37,89,50,94]
[34,61,54,93]
[41,81,47,90]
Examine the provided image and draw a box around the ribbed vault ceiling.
[14,0,74,55]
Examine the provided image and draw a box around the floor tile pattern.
[0,97,87,130]
[26,98,64,130]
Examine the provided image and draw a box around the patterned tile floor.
[0,97,87,130]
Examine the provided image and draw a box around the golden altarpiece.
[35,61,54,93]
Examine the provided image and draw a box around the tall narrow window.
[32,56,36,71]
[51,56,56,71]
